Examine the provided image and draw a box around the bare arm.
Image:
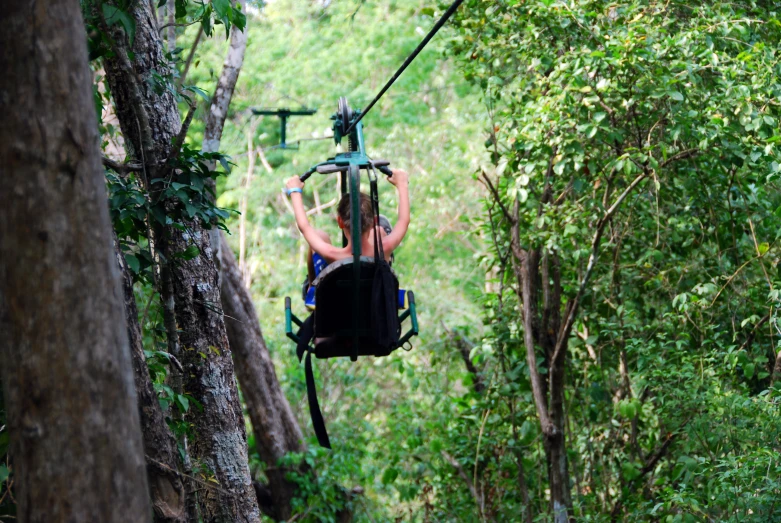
[286,177,342,261]
[382,168,410,253]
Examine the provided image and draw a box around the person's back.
[285,168,410,285]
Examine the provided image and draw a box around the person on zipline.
[284,168,410,302]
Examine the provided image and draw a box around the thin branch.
[178,25,203,87]
[610,418,691,521]
[158,20,199,32]
[145,455,233,496]
[167,102,197,164]
[102,156,143,174]
[480,169,514,224]
[551,168,651,366]
[660,148,699,168]
[737,314,770,353]
[305,198,337,216]
[442,322,484,393]
[441,451,482,514]
[709,255,759,307]
[748,219,774,292]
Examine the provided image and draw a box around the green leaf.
[201,5,213,36]
[125,254,140,274]
[0,464,9,485]
[744,363,755,379]
[212,0,231,18]
[177,245,200,261]
[231,7,247,32]
[176,394,190,413]
[622,462,641,481]
[102,5,136,46]
[218,156,232,174]
[150,206,167,225]
[157,0,166,7]
[175,0,188,19]
[519,420,535,445]
[382,467,399,484]
[668,91,684,101]
[183,85,210,102]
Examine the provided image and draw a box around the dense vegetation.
[2,1,780,522]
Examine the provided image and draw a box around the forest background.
[1,0,780,522]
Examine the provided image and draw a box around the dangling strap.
[304,351,331,449]
[296,315,331,449]
[369,168,384,262]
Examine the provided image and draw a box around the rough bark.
[201,12,310,519]
[220,233,306,521]
[101,1,261,521]
[0,2,151,520]
[117,244,187,523]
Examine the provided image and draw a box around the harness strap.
[304,350,331,449]
[296,315,331,449]
[369,168,385,262]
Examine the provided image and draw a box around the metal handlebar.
[299,159,393,182]
[316,164,349,174]
[299,167,317,182]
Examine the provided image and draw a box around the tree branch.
[441,451,482,512]
[610,418,691,521]
[102,156,143,175]
[480,169,515,224]
[551,168,651,367]
[158,21,199,32]
[442,322,484,393]
[510,198,554,435]
[167,102,197,165]
[177,25,203,87]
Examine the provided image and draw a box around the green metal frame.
[250,107,317,149]
[348,164,361,361]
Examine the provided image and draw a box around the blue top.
[313,252,327,278]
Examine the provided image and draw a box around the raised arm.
[382,168,410,253]
[285,177,342,261]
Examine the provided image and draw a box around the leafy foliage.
[442,0,781,520]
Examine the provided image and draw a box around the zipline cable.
[344,0,465,135]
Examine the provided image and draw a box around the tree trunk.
[203,0,249,264]
[220,233,306,521]
[0,2,151,520]
[117,243,187,523]
[201,12,309,518]
[202,0,248,156]
[511,199,573,521]
[101,2,261,521]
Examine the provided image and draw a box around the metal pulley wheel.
[337,97,352,136]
